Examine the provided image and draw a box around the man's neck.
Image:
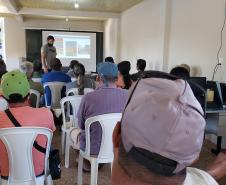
[9,101,29,108]
[99,82,117,88]
[52,70,61,72]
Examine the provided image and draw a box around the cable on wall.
[212,1,226,80]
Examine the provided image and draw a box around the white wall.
[120,0,166,73]
[0,18,5,59]
[4,17,26,70]
[3,17,104,70]
[167,0,226,81]
[119,0,226,80]
[104,18,120,63]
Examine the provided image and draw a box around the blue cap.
[97,62,118,77]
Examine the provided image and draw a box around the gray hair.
[20,61,34,78]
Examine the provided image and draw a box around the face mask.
[48,43,53,47]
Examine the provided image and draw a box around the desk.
[206,107,226,154]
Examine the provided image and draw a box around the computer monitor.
[188,77,207,115]
[190,77,207,90]
[207,81,223,108]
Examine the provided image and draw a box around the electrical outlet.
[219,57,224,64]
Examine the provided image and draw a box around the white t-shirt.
[183,167,218,185]
[0,97,8,111]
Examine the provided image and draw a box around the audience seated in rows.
[70,62,128,171]
[111,76,220,185]
[32,60,43,78]
[0,70,55,179]
[116,61,132,90]
[104,56,114,63]
[67,60,79,78]
[41,58,71,105]
[131,59,146,81]
[66,62,95,94]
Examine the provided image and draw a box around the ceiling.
[14,0,143,13]
[0,0,143,21]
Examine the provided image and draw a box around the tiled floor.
[52,130,226,185]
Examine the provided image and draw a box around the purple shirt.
[77,86,128,155]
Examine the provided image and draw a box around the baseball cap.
[97,62,118,77]
[121,78,205,174]
[1,70,30,100]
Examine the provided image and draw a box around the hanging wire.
[212,2,226,80]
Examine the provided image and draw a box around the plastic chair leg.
[90,159,99,185]
[78,154,84,185]
[45,175,53,185]
[61,131,65,155]
[111,163,113,173]
[65,132,70,168]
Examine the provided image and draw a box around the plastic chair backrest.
[29,89,40,108]
[44,82,66,108]
[60,95,83,128]
[0,127,52,185]
[84,78,95,89]
[66,88,93,96]
[32,78,41,83]
[84,113,122,159]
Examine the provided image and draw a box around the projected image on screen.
[53,35,91,59]
[42,31,97,72]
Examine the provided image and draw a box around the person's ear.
[96,75,100,82]
[113,122,121,149]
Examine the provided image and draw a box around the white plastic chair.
[0,127,53,185]
[77,113,122,185]
[60,95,83,168]
[66,88,93,96]
[43,82,66,109]
[32,78,42,83]
[29,89,41,108]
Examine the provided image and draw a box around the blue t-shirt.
[42,71,71,106]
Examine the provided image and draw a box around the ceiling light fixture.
[74,1,79,9]
[0,6,9,13]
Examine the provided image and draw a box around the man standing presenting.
[41,35,57,72]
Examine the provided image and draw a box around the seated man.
[32,60,43,79]
[0,70,55,179]
[111,76,221,185]
[42,58,71,106]
[71,62,128,169]
[20,61,45,107]
[20,61,44,105]
[131,59,146,81]
[170,64,190,80]
[104,56,114,63]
